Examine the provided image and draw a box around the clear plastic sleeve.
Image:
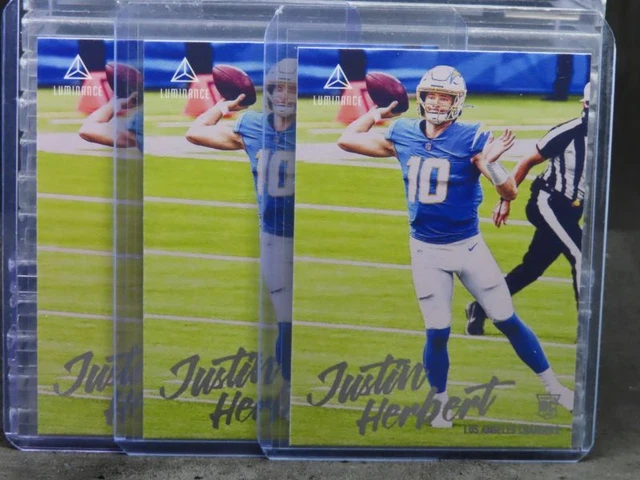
[258,0,615,461]
[2,0,121,451]
[112,0,287,456]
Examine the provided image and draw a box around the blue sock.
[276,322,292,382]
[494,313,549,374]
[423,327,451,394]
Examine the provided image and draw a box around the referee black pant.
[505,186,583,306]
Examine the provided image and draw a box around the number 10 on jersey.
[257,149,295,198]
[407,156,450,204]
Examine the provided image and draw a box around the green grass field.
[37,88,114,435]
[287,95,579,449]
[37,86,581,446]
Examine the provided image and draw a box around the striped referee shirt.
[536,114,588,202]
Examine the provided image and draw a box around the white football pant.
[410,234,514,329]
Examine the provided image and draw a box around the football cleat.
[430,414,453,429]
[430,392,453,428]
[465,301,487,336]
[549,386,575,413]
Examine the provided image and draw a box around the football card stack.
[2,0,614,461]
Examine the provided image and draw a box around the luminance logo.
[323,64,352,90]
[313,64,363,107]
[160,57,210,100]
[171,57,198,83]
[53,54,103,97]
[64,54,92,80]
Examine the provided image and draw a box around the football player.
[186,58,297,415]
[465,83,590,336]
[338,65,574,428]
[78,90,142,150]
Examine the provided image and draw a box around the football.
[365,72,409,114]
[212,64,257,106]
[105,62,143,100]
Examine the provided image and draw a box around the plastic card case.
[111,0,293,456]
[257,0,615,461]
[2,0,122,451]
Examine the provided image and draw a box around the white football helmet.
[266,58,298,117]
[416,65,466,125]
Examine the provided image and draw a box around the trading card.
[289,46,590,448]
[141,40,272,440]
[36,37,141,436]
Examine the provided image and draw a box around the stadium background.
[38,40,589,96]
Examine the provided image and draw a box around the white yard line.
[310,380,516,391]
[38,132,531,167]
[38,388,110,401]
[145,249,257,263]
[35,388,572,429]
[37,309,576,350]
[39,310,112,321]
[145,313,256,328]
[38,192,534,227]
[39,246,112,257]
[145,196,256,210]
[37,245,572,286]
[294,320,576,350]
[38,193,113,204]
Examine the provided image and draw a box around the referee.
[465,82,590,336]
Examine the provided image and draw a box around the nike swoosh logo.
[469,243,479,251]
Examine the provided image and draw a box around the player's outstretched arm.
[78,95,137,148]
[185,94,247,151]
[475,129,517,201]
[337,102,398,158]
[492,149,547,227]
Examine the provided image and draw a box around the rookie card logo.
[52,54,104,97]
[537,393,560,420]
[313,64,364,107]
[159,57,211,100]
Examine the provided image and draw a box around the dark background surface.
[1,0,639,478]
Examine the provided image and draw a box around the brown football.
[365,72,409,114]
[105,62,143,100]
[212,64,257,106]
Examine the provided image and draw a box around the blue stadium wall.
[38,40,590,96]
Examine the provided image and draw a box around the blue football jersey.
[126,108,143,153]
[234,110,295,238]
[386,118,490,244]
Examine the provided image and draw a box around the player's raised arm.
[474,129,518,201]
[185,94,247,151]
[78,95,137,148]
[337,102,399,158]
